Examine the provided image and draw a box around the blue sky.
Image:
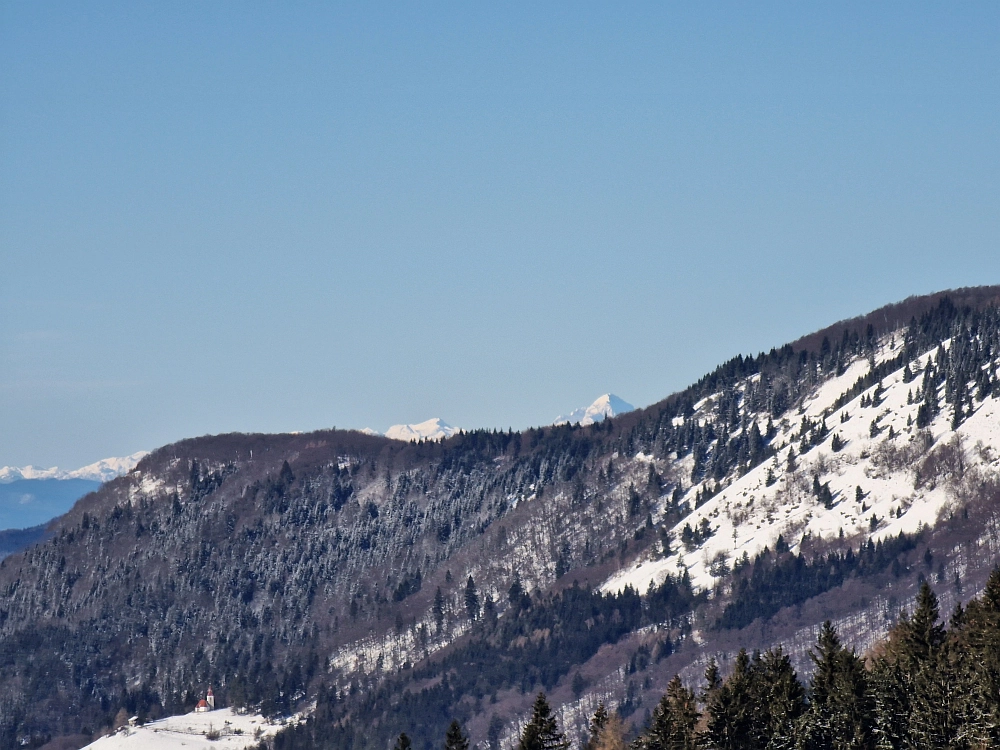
[2,3,998,467]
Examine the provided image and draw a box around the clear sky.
[2,2,998,468]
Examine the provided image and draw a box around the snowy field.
[82,708,287,750]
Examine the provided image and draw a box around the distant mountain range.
[380,418,460,442]
[0,452,147,533]
[364,395,635,443]
[554,393,635,426]
[0,451,149,484]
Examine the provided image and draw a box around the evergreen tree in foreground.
[585,702,609,750]
[444,720,469,750]
[701,647,803,750]
[637,675,698,750]
[591,712,626,750]
[797,621,875,750]
[518,693,570,750]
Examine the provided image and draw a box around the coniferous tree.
[639,676,698,750]
[905,582,958,748]
[871,582,951,749]
[433,587,446,634]
[394,733,413,750]
[444,720,469,750]
[592,713,627,750]
[756,647,805,750]
[465,576,480,621]
[916,369,939,428]
[701,649,754,750]
[900,582,946,667]
[586,702,609,750]
[797,621,875,750]
[701,648,804,750]
[949,566,1000,747]
[518,693,569,750]
[702,657,722,702]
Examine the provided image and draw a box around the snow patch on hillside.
[603,338,1000,595]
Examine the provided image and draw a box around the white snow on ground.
[603,338,1000,594]
[0,452,148,483]
[555,394,635,426]
[81,708,291,750]
[383,418,459,442]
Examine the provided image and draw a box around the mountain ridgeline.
[2,287,1000,750]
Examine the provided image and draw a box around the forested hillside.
[347,572,1000,750]
[2,288,1000,750]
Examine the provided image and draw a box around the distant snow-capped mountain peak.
[383,418,459,442]
[554,394,635,426]
[0,451,149,484]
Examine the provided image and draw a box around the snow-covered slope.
[555,394,634,426]
[82,708,289,750]
[0,451,148,484]
[384,418,459,442]
[603,337,1000,594]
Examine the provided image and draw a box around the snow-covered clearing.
[82,708,290,750]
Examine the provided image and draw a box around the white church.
[194,686,215,712]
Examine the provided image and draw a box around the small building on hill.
[195,686,216,712]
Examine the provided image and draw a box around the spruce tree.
[641,676,698,750]
[465,576,479,621]
[433,587,446,634]
[870,655,908,750]
[665,676,699,750]
[755,647,804,750]
[952,566,1000,747]
[586,703,609,750]
[444,720,469,750]
[900,582,945,666]
[701,649,753,750]
[591,713,627,750]
[798,621,874,750]
[518,693,569,750]
[701,657,722,702]
[874,582,951,749]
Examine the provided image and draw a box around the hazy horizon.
[3,3,998,467]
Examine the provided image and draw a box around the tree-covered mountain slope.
[2,287,1000,750]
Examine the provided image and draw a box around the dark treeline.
[620,571,1000,750]
[266,570,1000,750]
[266,576,702,750]
[718,532,918,631]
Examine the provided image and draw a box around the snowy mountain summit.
[383,418,459,442]
[0,451,149,484]
[554,393,634,426]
